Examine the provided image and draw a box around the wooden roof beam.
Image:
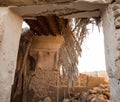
[9,1,108,18]
[0,0,112,6]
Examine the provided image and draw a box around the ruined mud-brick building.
[0,0,120,102]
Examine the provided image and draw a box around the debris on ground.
[63,83,110,102]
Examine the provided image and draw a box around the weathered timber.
[0,0,112,6]
[9,1,108,18]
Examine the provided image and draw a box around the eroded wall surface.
[102,3,120,102]
[28,51,60,102]
[27,35,64,102]
[0,8,22,102]
[23,35,109,102]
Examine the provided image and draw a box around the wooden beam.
[10,1,106,17]
[61,10,100,18]
[0,0,112,6]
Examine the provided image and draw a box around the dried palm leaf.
[59,17,100,88]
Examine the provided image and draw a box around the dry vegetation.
[63,83,110,102]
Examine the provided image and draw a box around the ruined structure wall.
[26,34,108,102]
[26,35,108,102]
[28,51,60,102]
[26,36,64,102]
[102,3,120,102]
[0,8,23,102]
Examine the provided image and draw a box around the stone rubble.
[63,83,110,102]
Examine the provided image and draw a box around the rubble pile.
[81,84,110,102]
[63,83,110,102]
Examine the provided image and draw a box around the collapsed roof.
[25,15,68,36]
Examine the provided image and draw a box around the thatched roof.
[25,15,68,36]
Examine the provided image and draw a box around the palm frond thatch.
[59,18,100,87]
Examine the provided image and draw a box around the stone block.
[115,56,120,67]
[112,4,120,11]
[115,16,120,28]
[113,9,120,17]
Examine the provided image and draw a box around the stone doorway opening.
[10,16,110,102]
[0,1,120,102]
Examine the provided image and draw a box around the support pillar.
[102,3,120,102]
[0,8,23,102]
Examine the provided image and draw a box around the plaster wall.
[27,36,64,102]
[0,8,23,102]
[102,3,120,102]
[28,52,59,102]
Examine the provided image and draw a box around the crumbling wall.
[25,35,64,102]
[28,51,60,102]
[26,35,109,102]
[102,2,120,102]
